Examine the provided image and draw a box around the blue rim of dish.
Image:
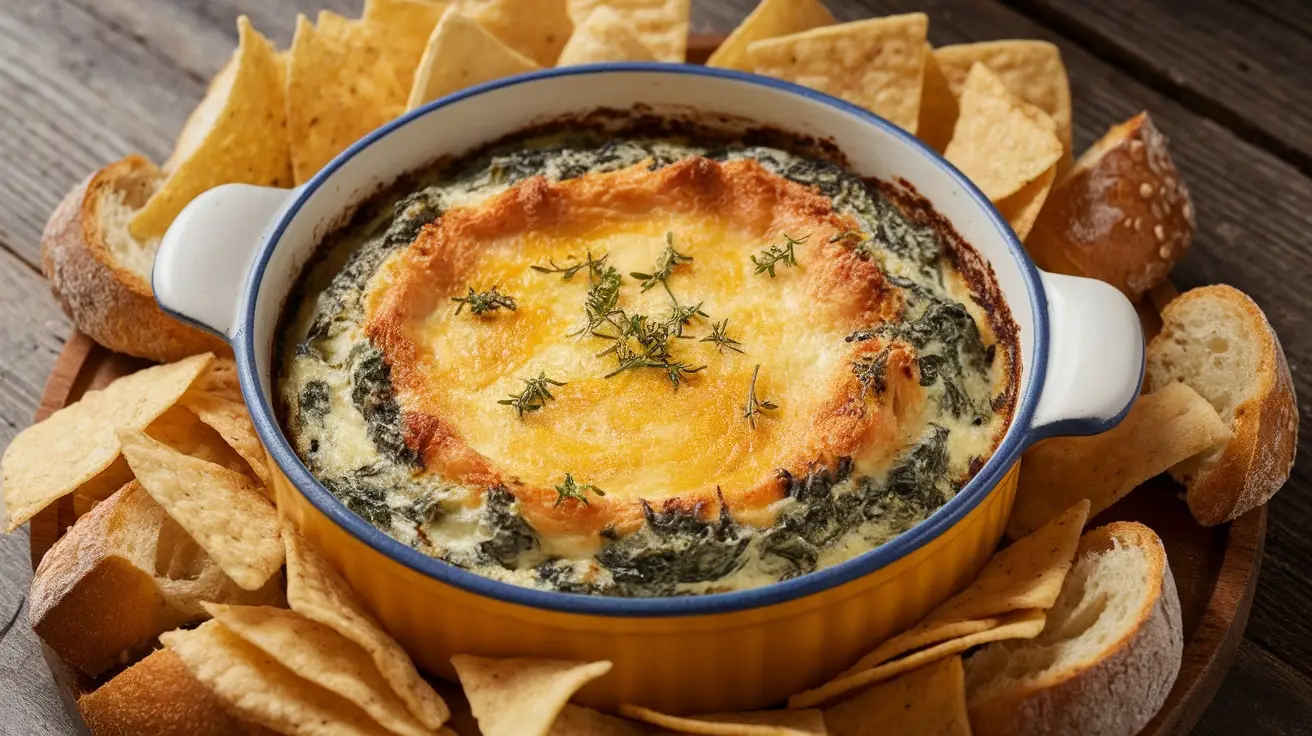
[221,62,1112,617]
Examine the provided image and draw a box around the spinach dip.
[277,120,1018,597]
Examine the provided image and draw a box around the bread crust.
[79,648,275,736]
[1150,285,1299,526]
[1025,112,1194,300]
[41,155,229,363]
[968,522,1183,736]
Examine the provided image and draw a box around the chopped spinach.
[477,486,539,568]
[298,380,330,426]
[348,345,418,466]
[597,498,749,597]
[759,460,860,577]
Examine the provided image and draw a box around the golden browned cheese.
[364,157,924,541]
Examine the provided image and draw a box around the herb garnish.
[631,232,693,300]
[665,302,708,337]
[452,286,517,315]
[751,232,807,277]
[497,372,566,417]
[532,251,609,281]
[553,473,606,507]
[573,264,623,337]
[700,319,745,354]
[595,311,706,388]
[743,364,778,428]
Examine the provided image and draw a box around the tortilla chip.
[619,704,825,735]
[118,429,281,590]
[841,500,1088,676]
[746,14,929,133]
[362,0,449,87]
[146,405,256,479]
[193,356,243,402]
[287,12,408,184]
[550,704,649,735]
[567,0,689,62]
[916,46,958,152]
[997,163,1057,241]
[204,603,429,736]
[934,40,1072,165]
[1008,382,1230,538]
[284,527,450,729]
[2,353,212,531]
[180,392,270,485]
[462,0,574,67]
[706,0,835,71]
[451,655,612,736]
[557,6,655,65]
[129,17,290,239]
[823,656,970,736]
[162,620,389,736]
[406,7,541,111]
[944,63,1062,202]
[789,609,1046,708]
[71,457,134,518]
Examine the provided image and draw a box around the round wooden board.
[25,35,1264,735]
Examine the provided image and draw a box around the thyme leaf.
[631,231,693,300]
[665,301,708,338]
[595,310,705,388]
[553,473,606,507]
[751,232,808,277]
[571,264,623,337]
[743,364,778,428]
[497,372,566,418]
[700,319,745,354]
[532,251,609,281]
[452,285,517,315]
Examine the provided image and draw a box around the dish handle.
[152,184,293,340]
[1027,271,1144,441]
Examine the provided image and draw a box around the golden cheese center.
[366,159,914,534]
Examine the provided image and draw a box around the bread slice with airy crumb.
[1147,285,1298,525]
[79,648,276,735]
[28,481,283,676]
[41,155,228,363]
[964,522,1182,736]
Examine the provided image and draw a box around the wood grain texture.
[1002,0,1312,173]
[1196,640,1312,736]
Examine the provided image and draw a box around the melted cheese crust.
[365,158,924,541]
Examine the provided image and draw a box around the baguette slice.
[29,481,284,676]
[1146,285,1298,525]
[1025,112,1194,300]
[41,155,229,363]
[79,648,276,736]
[964,522,1183,736]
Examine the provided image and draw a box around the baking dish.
[152,64,1143,713]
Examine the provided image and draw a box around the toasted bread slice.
[29,481,283,676]
[964,522,1182,736]
[79,648,276,736]
[1146,285,1298,525]
[1025,112,1194,300]
[41,155,229,363]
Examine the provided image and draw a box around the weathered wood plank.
[0,256,70,449]
[1002,0,1312,171]
[1194,639,1312,736]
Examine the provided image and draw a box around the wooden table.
[1,1,1310,733]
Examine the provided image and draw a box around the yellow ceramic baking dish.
[154,65,1144,713]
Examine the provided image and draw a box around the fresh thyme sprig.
[665,301,708,338]
[631,231,693,301]
[751,232,808,277]
[553,473,606,507]
[700,319,745,354]
[743,364,778,428]
[452,286,517,315]
[497,372,566,417]
[532,251,609,281]
[595,310,705,389]
[573,264,623,336]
